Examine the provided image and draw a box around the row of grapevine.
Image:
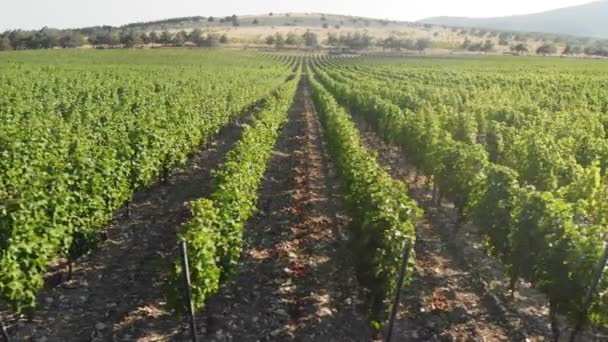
[312,57,608,335]
[170,71,300,311]
[323,64,608,194]
[306,63,421,325]
[316,61,607,223]
[0,50,292,311]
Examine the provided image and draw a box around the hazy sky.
[0,0,597,31]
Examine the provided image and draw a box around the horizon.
[0,0,599,31]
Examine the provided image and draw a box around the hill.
[2,12,607,55]
[420,0,608,39]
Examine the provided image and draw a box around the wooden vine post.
[385,239,412,342]
[179,241,199,342]
[0,317,10,342]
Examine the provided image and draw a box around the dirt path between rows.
[200,77,371,341]
[3,107,257,341]
[349,115,554,342]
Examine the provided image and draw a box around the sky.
[0,0,598,31]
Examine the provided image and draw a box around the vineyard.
[1,50,608,341]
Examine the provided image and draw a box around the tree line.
[381,34,608,56]
[0,28,229,50]
[2,24,608,57]
[264,32,432,51]
[509,42,608,56]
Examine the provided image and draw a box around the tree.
[269,12,273,16]
[482,39,495,52]
[148,31,159,44]
[383,36,399,50]
[90,31,119,46]
[327,33,339,46]
[231,15,240,27]
[498,32,511,41]
[302,30,318,47]
[59,31,86,48]
[120,31,142,48]
[511,43,528,55]
[571,45,583,55]
[265,34,275,45]
[219,34,229,44]
[583,45,608,57]
[274,33,285,48]
[415,38,432,52]
[252,19,259,25]
[160,31,172,45]
[140,32,151,44]
[189,29,205,47]
[0,36,12,51]
[562,44,583,55]
[339,32,373,50]
[8,30,28,50]
[466,42,484,51]
[208,17,215,22]
[322,23,329,29]
[37,28,61,48]
[382,36,415,51]
[285,32,302,46]
[17,31,39,49]
[402,39,415,50]
[173,31,187,46]
[536,44,557,55]
[584,46,596,56]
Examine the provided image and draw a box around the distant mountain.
[420,0,608,39]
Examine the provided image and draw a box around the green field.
[1,49,608,340]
